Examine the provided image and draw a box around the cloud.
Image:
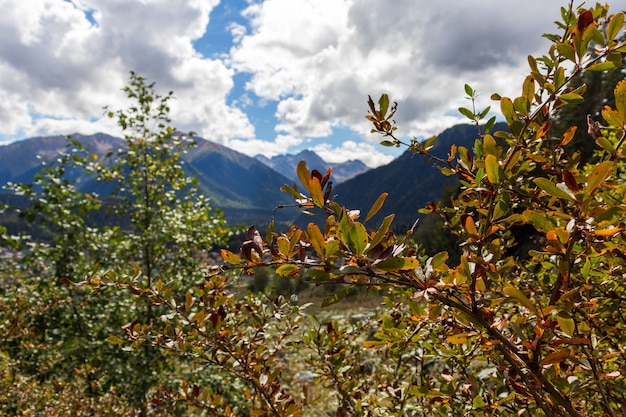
[1,0,570,170]
[226,134,304,158]
[231,0,561,143]
[0,0,254,144]
[311,140,395,168]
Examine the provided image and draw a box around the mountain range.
[255,150,369,183]
[0,123,503,231]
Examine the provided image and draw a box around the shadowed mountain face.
[332,123,509,228]
[0,133,295,227]
[0,123,505,231]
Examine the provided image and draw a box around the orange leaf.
[593,227,624,237]
[540,349,570,365]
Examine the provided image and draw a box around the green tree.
[552,39,626,164]
[0,72,232,415]
[212,4,626,415]
[4,2,626,416]
[98,71,230,290]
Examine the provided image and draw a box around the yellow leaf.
[464,216,478,237]
[221,249,243,265]
[192,310,206,325]
[185,291,193,312]
[276,263,300,277]
[446,333,468,344]
[593,227,624,237]
[557,310,575,337]
[307,222,326,257]
[503,286,539,316]
[615,80,626,124]
[586,160,615,195]
[374,257,419,271]
[365,192,388,222]
[485,154,501,184]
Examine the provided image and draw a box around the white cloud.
[226,134,304,158]
[311,140,394,168]
[0,0,580,170]
[231,0,562,143]
[0,0,254,145]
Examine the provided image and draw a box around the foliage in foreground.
[1,2,626,416]
[215,3,626,415]
[0,73,232,415]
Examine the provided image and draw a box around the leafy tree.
[552,21,626,164]
[3,3,626,417]
[0,73,232,414]
[214,4,626,415]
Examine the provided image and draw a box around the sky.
[0,0,573,167]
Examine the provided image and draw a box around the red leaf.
[577,10,594,33]
[562,170,579,193]
[321,168,332,188]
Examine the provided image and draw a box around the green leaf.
[503,286,539,316]
[595,136,615,153]
[607,12,625,41]
[424,135,438,149]
[265,220,275,243]
[522,75,535,101]
[446,333,470,344]
[439,167,456,176]
[485,154,501,184]
[513,96,530,116]
[533,178,575,201]
[464,84,474,97]
[473,395,486,409]
[587,61,621,72]
[484,116,496,133]
[347,222,368,257]
[324,239,340,258]
[500,97,521,135]
[365,192,388,223]
[430,251,449,269]
[522,210,553,233]
[556,43,576,62]
[483,134,497,156]
[500,97,517,124]
[280,183,302,200]
[307,268,332,282]
[458,146,472,170]
[407,386,444,398]
[276,263,300,277]
[557,310,575,337]
[276,236,290,258]
[458,107,475,120]
[367,214,394,251]
[374,256,419,271]
[602,106,624,128]
[378,94,390,118]
[614,80,626,123]
[586,160,615,195]
[106,335,126,345]
[558,92,584,104]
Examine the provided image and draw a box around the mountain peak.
[255,151,369,183]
